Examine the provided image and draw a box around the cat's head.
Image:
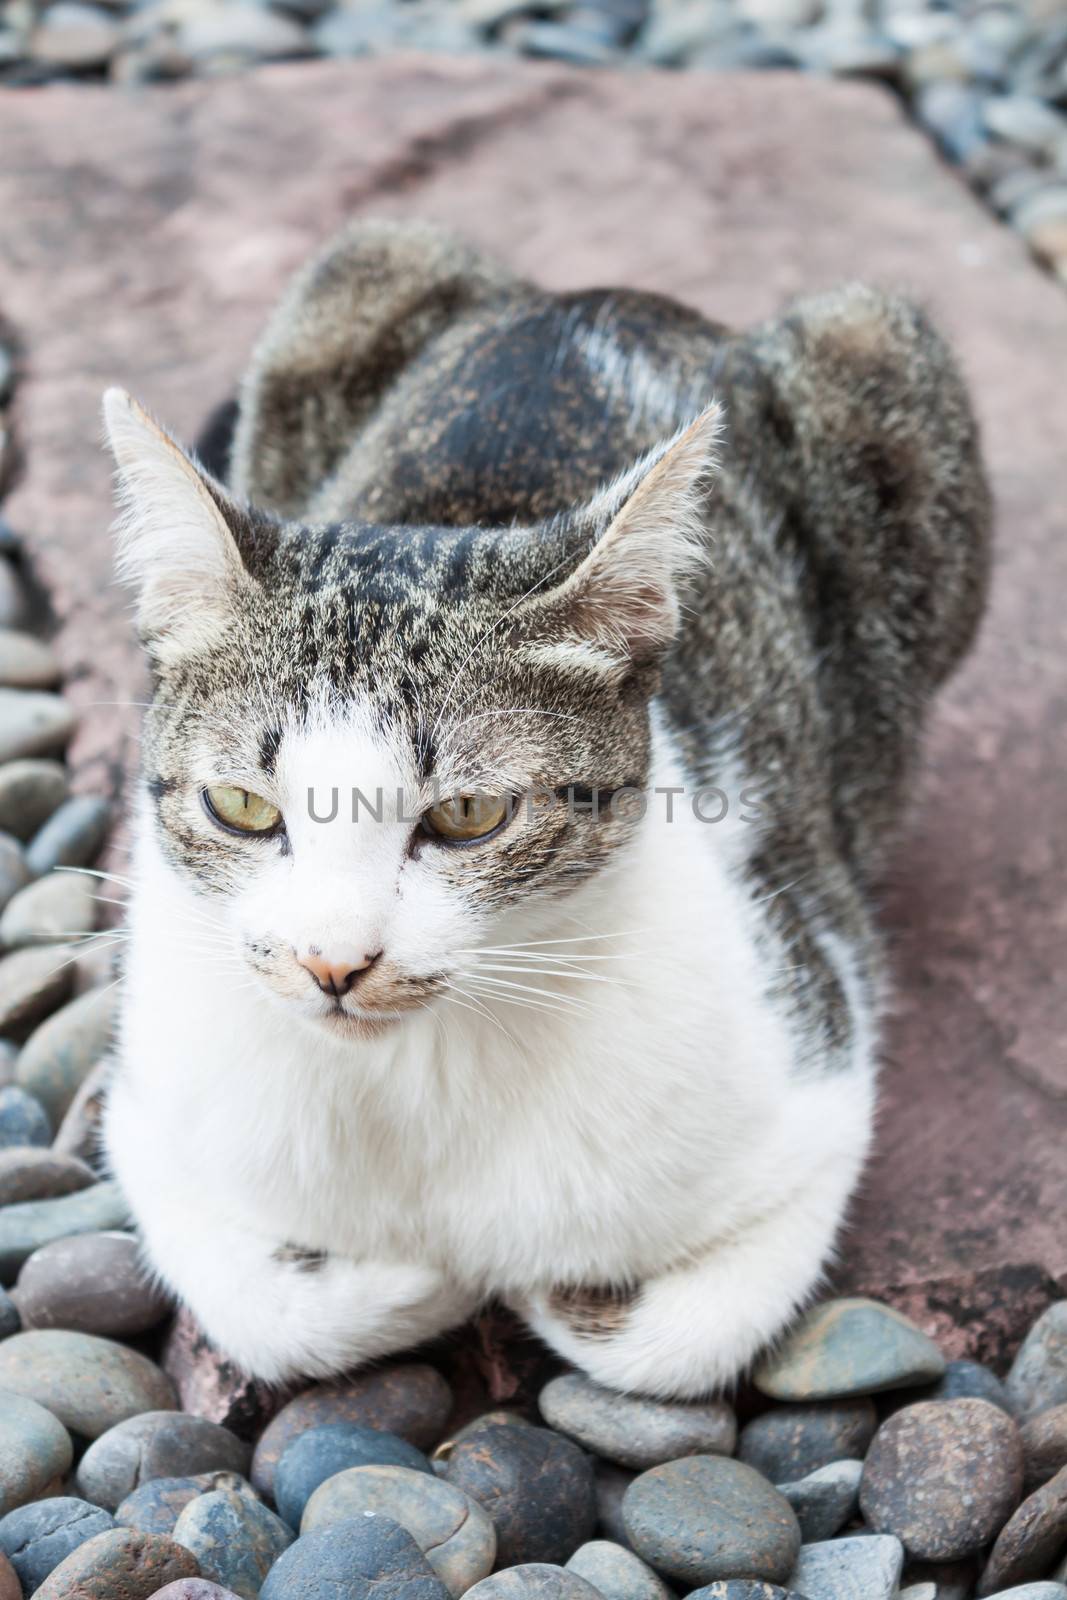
[104,389,719,1037]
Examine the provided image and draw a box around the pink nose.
[298,950,380,998]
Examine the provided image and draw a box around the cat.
[101,219,990,1396]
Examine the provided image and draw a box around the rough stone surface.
[0,1328,176,1439]
[1008,1305,1067,1421]
[0,1082,50,1147]
[0,1496,115,1593]
[738,1399,876,1481]
[778,1459,863,1542]
[565,1540,672,1600]
[275,1421,433,1529]
[755,1300,946,1400]
[0,1389,73,1516]
[978,1465,1067,1595]
[76,1411,251,1510]
[259,1516,452,1600]
[150,1586,244,1600]
[0,1554,16,1600]
[860,1398,1024,1561]
[171,1488,293,1600]
[31,1527,200,1599]
[687,1587,807,1600]
[445,1417,596,1567]
[926,1358,1014,1413]
[2,59,1067,1351]
[11,1228,168,1336]
[539,1374,736,1470]
[1022,1404,1067,1491]
[789,1534,904,1600]
[465,1571,603,1600]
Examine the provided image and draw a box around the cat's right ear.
[102,388,254,665]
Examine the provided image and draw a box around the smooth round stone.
[445,1418,596,1566]
[789,1534,903,1600]
[539,1373,736,1470]
[986,1588,1067,1599]
[738,1399,876,1482]
[14,1230,169,1336]
[464,1568,604,1600]
[565,1539,672,1600]
[2,872,96,951]
[172,1488,293,1599]
[259,1516,452,1600]
[0,1495,115,1591]
[1023,1403,1067,1490]
[32,1527,199,1598]
[1007,1304,1067,1422]
[0,1146,94,1205]
[276,1421,432,1527]
[0,691,75,766]
[0,760,69,842]
[0,1287,18,1337]
[52,1060,109,1167]
[115,1473,257,1537]
[0,630,61,690]
[29,2,122,68]
[860,1399,1023,1560]
[0,1180,129,1284]
[26,796,111,877]
[303,1464,495,1595]
[754,1298,946,1401]
[151,1585,245,1599]
[176,4,312,61]
[0,944,76,1037]
[0,1328,176,1439]
[622,1456,801,1586]
[0,1390,73,1515]
[252,1364,452,1497]
[687,1586,807,1600]
[0,1082,50,1147]
[595,1461,636,1548]
[978,1465,1067,1594]
[77,1412,251,1509]
[778,1459,863,1542]
[0,1553,16,1600]
[0,835,29,915]
[926,1358,1014,1413]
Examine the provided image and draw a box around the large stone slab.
[0,58,1063,1362]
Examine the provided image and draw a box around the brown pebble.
[978,1463,1067,1595]
[0,1553,19,1600]
[1022,1402,1067,1491]
[0,1147,95,1205]
[31,1528,199,1598]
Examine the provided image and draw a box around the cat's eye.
[422,793,510,843]
[203,785,283,836]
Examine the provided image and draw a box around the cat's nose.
[297,949,381,998]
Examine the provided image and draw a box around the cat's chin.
[312,1005,408,1041]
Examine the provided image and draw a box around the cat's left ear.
[103,388,259,665]
[517,404,722,674]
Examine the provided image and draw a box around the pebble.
[926,1357,1014,1413]
[0,1390,73,1515]
[1008,1304,1067,1421]
[2,870,97,949]
[622,1455,801,1586]
[0,1145,94,1205]
[304,1464,495,1594]
[464,1571,603,1600]
[77,1411,251,1509]
[0,567,26,632]
[13,1229,170,1335]
[0,834,29,914]
[0,944,76,1037]
[0,1328,176,1438]
[778,1457,863,1541]
[860,1398,1024,1560]
[31,1527,199,1598]
[0,629,61,689]
[738,1398,876,1481]
[115,1474,256,1537]
[564,1539,672,1600]
[275,1420,433,1528]
[251,1363,452,1496]
[0,1040,13,1086]
[0,759,69,841]
[259,1515,452,1600]
[978,1464,1067,1594]
[52,1057,110,1166]
[0,690,75,765]
[0,1081,51,1146]
[0,1286,17,1336]
[172,1488,293,1599]
[984,93,1067,155]
[754,1299,946,1400]
[0,1554,15,1600]
[149,1585,245,1600]
[987,1587,1067,1598]
[15,984,115,1125]
[1022,1403,1067,1489]
[26,794,111,875]
[0,1180,129,1282]
[539,1373,736,1469]
[687,1587,807,1600]
[177,3,313,60]
[789,1534,903,1600]
[445,1417,596,1567]
[0,1496,115,1592]
[594,1461,635,1547]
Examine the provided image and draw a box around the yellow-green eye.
[203,785,282,836]
[422,793,510,843]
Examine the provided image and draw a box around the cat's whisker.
[459,972,602,1017]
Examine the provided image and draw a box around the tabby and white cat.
[102,221,990,1395]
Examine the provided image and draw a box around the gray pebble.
[51,1056,109,1168]
[565,1539,672,1600]
[540,1372,736,1470]
[0,1179,129,1283]
[30,1526,198,1597]
[0,1495,115,1591]
[0,629,61,690]
[0,1287,18,1337]
[15,983,114,1125]
[0,1082,50,1147]
[0,690,74,766]
[927,1358,1014,1413]
[622,1455,801,1586]
[0,760,69,842]
[172,1488,293,1600]
[0,944,75,1038]
[465,1570,604,1600]
[0,833,29,915]
[275,1420,433,1529]
[754,1297,946,1400]
[981,1587,1067,1598]
[983,93,1067,157]
[116,1473,258,1537]
[789,1534,904,1600]
[143,1585,245,1600]
[13,1229,169,1336]
[29,0,122,67]
[0,1390,73,1516]
[1008,1305,1067,1421]
[738,1398,876,1482]
[2,870,96,949]
[177,3,312,60]
[0,1146,95,1205]
[445,1417,596,1567]
[687,1586,809,1600]
[595,1460,636,1547]
[0,566,27,632]
[26,794,111,876]
[259,1516,452,1600]
[303,1463,495,1595]
[778,1458,863,1542]
[77,1410,250,1509]
[0,1327,176,1439]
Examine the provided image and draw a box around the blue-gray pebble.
[0,1495,115,1592]
[259,1516,451,1600]
[275,1422,432,1528]
[172,1488,293,1600]
[116,1473,256,1537]
[0,1289,18,1339]
[687,1585,810,1599]
[464,1567,604,1600]
[930,1358,1013,1413]
[623,1456,801,1587]
[0,1084,50,1148]
[26,795,111,876]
